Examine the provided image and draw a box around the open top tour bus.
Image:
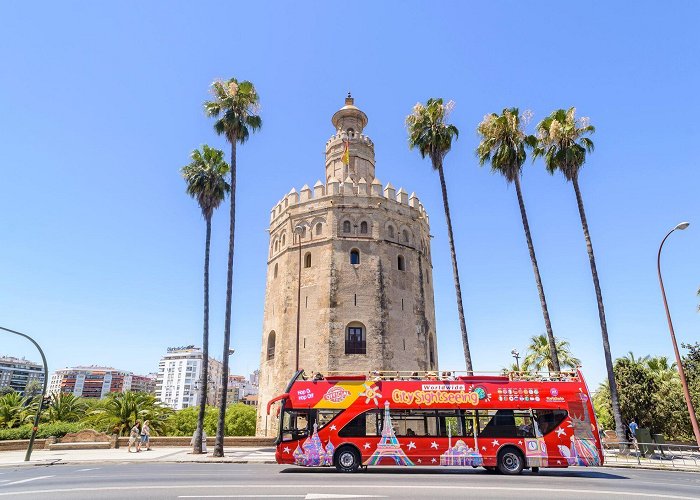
[268,369,603,474]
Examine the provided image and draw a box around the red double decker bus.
[268,369,602,474]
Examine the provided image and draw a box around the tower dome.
[325,94,376,184]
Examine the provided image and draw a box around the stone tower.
[256,95,438,436]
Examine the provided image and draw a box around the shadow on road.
[280,467,628,480]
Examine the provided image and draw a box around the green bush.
[0,421,87,440]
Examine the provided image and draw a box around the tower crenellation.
[257,96,437,437]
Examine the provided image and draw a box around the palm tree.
[534,107,625,443]
[181,145,230,454]
[204,77,262,457]
[522,334,581,373]
[645,356,678,384]
[476,108,560,372]
[0,392,33,429]
[46,392,87,423]
[406,98,472,371]
[88,392,172,436]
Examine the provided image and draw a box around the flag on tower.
[341,138,350,165]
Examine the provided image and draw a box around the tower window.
[274,240,279,252]
[388,225,395,239]
[343,221,351,233]
[350,249,360,265]
[273,263,278,279]
[398,255,405,271]
[304,252,311,268]
[315,223,323,236]
[428,334,435,369]
[360,221,368,234]
[347,128,354,138]
[281,233,286,246]
[267,331,276,361]
[345,323,366,355]
[402,230,410,244]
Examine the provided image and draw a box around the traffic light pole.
[0,326,49,461]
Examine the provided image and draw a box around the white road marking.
[1,475,54,487]
[179,496,304,499]
[75,468,100,472]
[306,495,385,499]
[0,484,697,499]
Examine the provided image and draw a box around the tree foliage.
[593,352,698,441]
[522,334,580,373]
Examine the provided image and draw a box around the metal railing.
[602,441,700,470]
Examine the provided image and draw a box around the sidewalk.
[0,446,277,467]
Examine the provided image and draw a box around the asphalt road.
[0,463,699,499]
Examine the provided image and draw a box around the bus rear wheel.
[334,446,361,473]
[497,447,524,475]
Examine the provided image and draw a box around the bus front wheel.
[497,447,524,475]
[334,446,361,473]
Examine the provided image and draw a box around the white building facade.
[155,346,223,410]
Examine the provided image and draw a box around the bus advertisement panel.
[270,370,602,474]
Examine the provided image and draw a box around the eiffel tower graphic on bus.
[364,401,415,466]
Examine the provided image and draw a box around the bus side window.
[281,410,310,442]
[339,410,380,437]
[478,410,536,438]
[534,409,568,435]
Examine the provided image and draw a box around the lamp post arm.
[0,326,49,462]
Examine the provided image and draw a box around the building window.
[281,233,286,246]
[267,332,276,360]
[388,226,395,239]
[274,240,279,252]
[273,263,278,279]
[402,230,410,244]
[350,249,360,265]
[304,252,311,268]
[315,223,323,236]
[343,220,351,233]
[345,323,366,355]
[360,221,368,234]
[398,255,405,271]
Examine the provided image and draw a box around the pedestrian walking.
[128,420,141,453]
[141,419,151,451]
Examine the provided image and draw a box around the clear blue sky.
[1,1,698,389]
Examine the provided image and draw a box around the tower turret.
[325,94,376,184]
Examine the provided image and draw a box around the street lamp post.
[657,221,700,447]
[294,225,304,372]
[0,326,49,462]
[511,349,520,371]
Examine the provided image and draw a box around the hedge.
[0,422,88,440]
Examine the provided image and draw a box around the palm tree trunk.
[436,163,472,372]
[194,215,212,454]
[214,139,237,457]
[572,175,625,442]
[513,175,560,373]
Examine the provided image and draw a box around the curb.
[0,459,278,468]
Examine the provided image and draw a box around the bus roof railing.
[302,369,580,383]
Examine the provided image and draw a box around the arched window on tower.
[281,233,286,246]
[304,252,311,268]
[347,128,354,138]
[402,229,410,244]
[273,263,278,279]
[360,221,368,234]
[345,322,366,354]
[428,334,435,369]
[343,220,351,233]
[398,255,405,271]
[267,331,276,360]
[388,225,395,239]
[315,223,323,236]
[350,249,360,265]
